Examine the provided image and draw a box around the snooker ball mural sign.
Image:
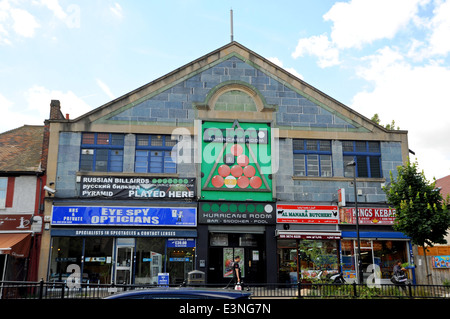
[200,120,273,201]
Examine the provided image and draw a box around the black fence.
[1,280,449,299]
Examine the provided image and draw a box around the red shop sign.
[339,207,396,225]
[0,214,32,231]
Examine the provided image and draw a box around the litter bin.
[187,270,205,286]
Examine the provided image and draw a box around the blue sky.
[1,0,449,180]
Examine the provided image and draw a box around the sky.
[0,0,449,180]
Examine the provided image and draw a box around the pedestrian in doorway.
[392,260,408,292]
[233,256,242,290]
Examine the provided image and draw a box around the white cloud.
[0,92,43,130]
[428,0,450,56]
[291,34,340,68]
[96,79,115,99]
[0,86,93,132]
[10,8,40,37]
[25,85,93,120]
[351,47,450,179]
[268,57,304,79]
[110,3,123,19]
[40,0,67,20]
[323,0,427,49]
[39,0,80,28]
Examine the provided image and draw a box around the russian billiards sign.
[200,120,273,201]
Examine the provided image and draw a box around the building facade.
[38,42,412,285]
[0,125,45,284]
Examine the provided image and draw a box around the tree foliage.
[384,159,450,247]
[371,113,400,130]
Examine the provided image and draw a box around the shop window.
[343,141,382,178]
[83,237,113,284]
[277,239,339,284]
[298,240,339,280]
[167,238,196,284]
[135,135,177,173]
[277,240,298,284]
[373,240,407,279]
[293,139,332,177]
[49,237,83,283]
[80,133,124,172]
[341,240,357,280]
[135,238,166,285]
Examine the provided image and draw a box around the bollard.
[39,278,44,300]
[61,282,65,299]
[408,282,413,298]
[297,280,302,299]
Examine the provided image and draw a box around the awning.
[341,231,410,240]
[0,233,31,258]
[276,230,341,240]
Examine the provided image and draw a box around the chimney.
[49,100,65,120]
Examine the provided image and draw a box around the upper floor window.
[0,177,7,209]
[80,133,124,172]
[293,139,332,177]
[343,141,382,178]
[135,135,177,173]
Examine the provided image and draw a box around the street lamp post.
[347,160,363,284]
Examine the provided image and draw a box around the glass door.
[354,240,373,284]
[115,238,135,284]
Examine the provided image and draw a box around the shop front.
[0,214,37,282]
[339,206,415,284]
[198,201,277,284]
[276,230,341,284]
[340,231,413,284]
[49,204,197,285]
[276,204,341,284]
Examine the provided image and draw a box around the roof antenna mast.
[230,8,234,42]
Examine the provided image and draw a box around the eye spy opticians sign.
[51,206,196,227]
[80,176,195,199]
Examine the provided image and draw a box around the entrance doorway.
[115,238,134,284]
[208,232,265,284]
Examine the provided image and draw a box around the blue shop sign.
[167,238,196,248]
[51,206,197,227]
[158,273,169,287]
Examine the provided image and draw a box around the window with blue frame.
[342,141,382,178]
[80,133,124,172]
[293,139,332,177]
[135,135,177,173]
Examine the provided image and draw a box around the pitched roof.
[436,175,450,199]
[0,125,44,173]
[54,41,403,136]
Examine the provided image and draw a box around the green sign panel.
[200,120,273,201]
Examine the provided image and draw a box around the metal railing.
[1,280,449,299]
[249,281,450,299]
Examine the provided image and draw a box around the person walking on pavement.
[233,256,242,290]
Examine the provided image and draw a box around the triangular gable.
[73,42,384,134]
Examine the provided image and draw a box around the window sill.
[291,176,386,183]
